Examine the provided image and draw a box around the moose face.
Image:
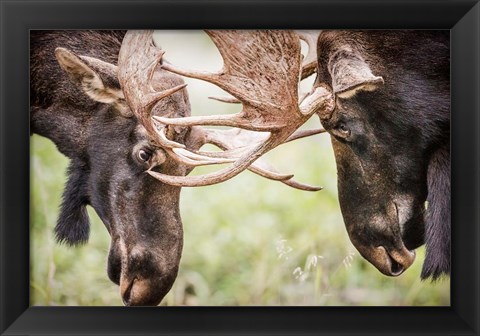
[52,43,191,305]
[316,31,450,278]
[88,109,186,306]
[323,94,428,276]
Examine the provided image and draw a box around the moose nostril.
[375,245,415,277]
[120,277,164,306]
[388,255,404,276]
[121,278,136,306]
[384,246,415,276]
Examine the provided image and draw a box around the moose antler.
[297,30,322,80]
[118,31,239,168]
[118,31,186,150]
[148,30,334,188]
[117,30,329,191]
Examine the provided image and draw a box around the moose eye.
[330,121,353,141]
[336,123,351,136]
[137,149,152,162]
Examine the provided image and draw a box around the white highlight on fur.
[336,82,382,99]
[395,194,414,228]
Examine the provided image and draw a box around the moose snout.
[108,245,177,306]
[350,237,417,277]
[374,246,416,276]
[348,228,416,277]
[120,276,166,306]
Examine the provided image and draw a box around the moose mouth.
[374,245,416,277]
[120,277,137,306]
[375,201,418,276]
[351,200,421,277]
[120,276,168,306]
[347,200,422,277]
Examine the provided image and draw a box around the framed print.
[1,0,479,335]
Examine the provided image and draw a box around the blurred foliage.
[30,31,450,306]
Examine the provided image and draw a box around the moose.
[31,30,193,306]
[157,30,450,281]
[30,30,320,306]
[315,30,450,280]
[31,29,449,306]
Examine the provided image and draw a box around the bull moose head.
[31,30,193,305]
[314,31,450,279]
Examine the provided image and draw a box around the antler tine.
[153,113,280,131]
[281,178,323,192]
[201,127,325,189]
[148,127,323,189]
[296,30,321,80]
[118,30,187,149]
[208,95,241,104]
[202,127,325,190]
[249,159,322,192]
[153,126,323,190]
[285,128,326,143]
[147,135,278,187]
[165,148,235,167]
[165,143,295,181]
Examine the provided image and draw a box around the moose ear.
[54,47,131,116]
[55,163,90,246]
[328,48,384,98]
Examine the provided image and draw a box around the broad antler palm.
[119,30,333,191]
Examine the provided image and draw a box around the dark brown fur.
[316,30,450,280]
[30,30,193,305]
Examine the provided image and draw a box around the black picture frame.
[1,0,479,335]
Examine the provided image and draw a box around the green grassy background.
[30,31,450,306]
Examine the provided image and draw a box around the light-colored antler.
[147,30,334,188]
[191,127,325,191]
[117,30,326,191]
[118,30,186,149]
[118,30,238,167]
